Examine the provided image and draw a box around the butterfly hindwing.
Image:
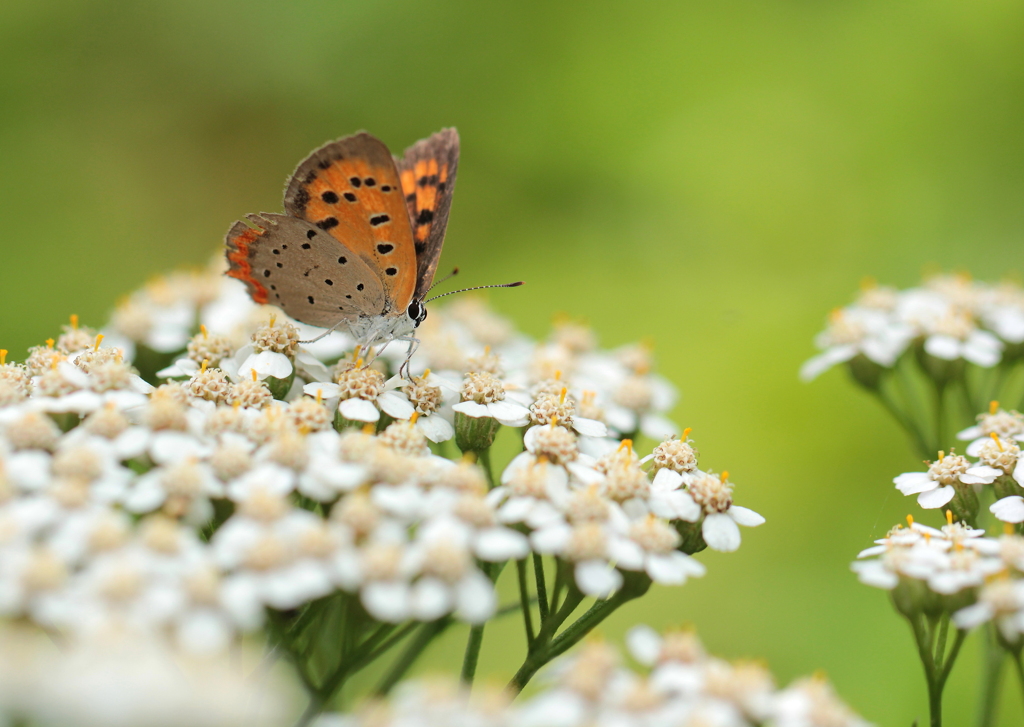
[226,213,386,328]
[395,128,460,300]
[283,133,417,312]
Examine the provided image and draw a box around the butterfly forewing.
[395,128,460,300]
[226,213,385,328]
[283,133,417,311]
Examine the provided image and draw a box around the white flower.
[800,306,912,381]
[953,578,1024,642]
[608,515,705,585]
[921,309,1003,367]
[453,371,530,427]
[893,451,1001,509]
[661,470,764,552]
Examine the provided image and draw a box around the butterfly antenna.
[425,281,524,304]
[426,267,460,294]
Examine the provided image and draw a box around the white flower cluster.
[316,625,870,727]
[892,403,1024,519]
[853,514,1024,643]
[801,274,1024,381]
[0,626,291,727]
[0,263,762,657]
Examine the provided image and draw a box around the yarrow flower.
[0,257,768,726]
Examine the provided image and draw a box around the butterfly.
[225,129,468,370]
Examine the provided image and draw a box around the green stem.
[937,629,967,690]
[507,575,650,695]
[374,618,451,697]
[533,554,549,625]
[516,558,536,646]
[875,388,930,459]
[978,624,1006,727]
[1012,649,1024,712]
[895,356,935,457]
[933,615,949,671]
[934,382,947,457]
[460,624,486,685]
[908,615,940,727]
[479,447,496,489]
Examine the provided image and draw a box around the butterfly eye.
[408,300,427,326]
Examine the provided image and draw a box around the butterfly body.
[226,129,459,358]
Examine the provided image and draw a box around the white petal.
[991,496,1024,523]
[894,471,936,495]
[475,528,530,561]
[646,552,691,585]
[640,414,678,441]
[362,581,410,622]
[303,382,341,399]
[918,485,956,509]
[925,335,961,361]
[417,415,454,443]
[245,350,294,380]
[572,417,608,438]
[702,513,741,552]
[574,560,622,598]
[379,391,415,420]
[452,401,490,418]
[625,625,663,666]
[455,573,497,624]
[607,538,645,570]
[339,398,380,422]
[1014,457,1024,485]
[488,400,531,427]
[177,610,232,655]
[652,468,684,491]
[411,578,453,621]
[799,346,856,382]
[531,524,572,555]
[727,505,765,527]
[962,465,1002,484]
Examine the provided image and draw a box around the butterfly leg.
[299,318,348,345]
[396,336,421,380]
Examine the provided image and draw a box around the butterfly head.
[407,299,428,327]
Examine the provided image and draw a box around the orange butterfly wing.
[395,128,460,301]
[283,133,417,312]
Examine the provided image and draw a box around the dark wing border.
[395,128,460,300]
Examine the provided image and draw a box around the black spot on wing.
[306,230,316,239]
[325,279,333,286]
[416,209,434,226]
[293,188,310,211]
[357,283,364,291]
[405,193,416,203]
[364,177,376,187]
[343,192,357,203]
[417,175,439,187]
[369,214,390,227]
[308,296,315,304]
[415,242,427,255]
[302,243,311,250]
[381,185,392,192]
[317,158,333,170]
[350,177,362,188]
[376,243,394,254]
[338,256,347,264]
[321,190,339,204]
[385,267,398,276]
[316,217,339,230]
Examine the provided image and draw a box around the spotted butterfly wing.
[283,132,418,314]
[226,213,385,327]
[395,128,460,301]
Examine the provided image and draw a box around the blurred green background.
[3,0,1024,722]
